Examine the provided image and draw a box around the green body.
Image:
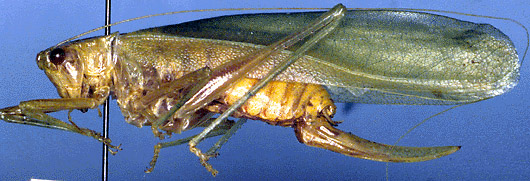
[0,7,521,175]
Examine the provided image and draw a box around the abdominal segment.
[206,78,336,127]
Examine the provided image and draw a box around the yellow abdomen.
[209,78,336,126]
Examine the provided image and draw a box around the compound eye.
[49,48,66,65]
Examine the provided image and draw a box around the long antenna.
[102,0,111,180]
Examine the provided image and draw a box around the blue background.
[0,0,528,180]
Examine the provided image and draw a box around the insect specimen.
[0,1,527,180]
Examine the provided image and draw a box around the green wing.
[136,10,520,105]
